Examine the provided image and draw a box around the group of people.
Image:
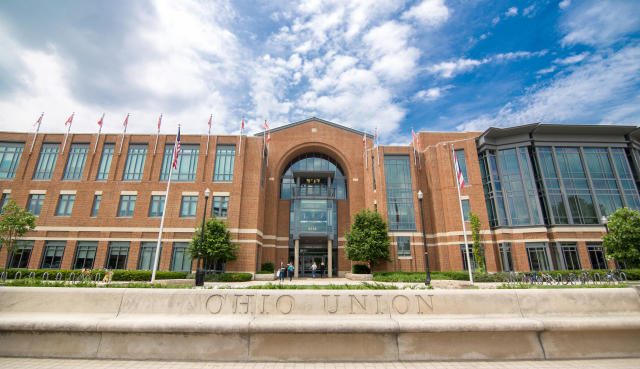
[278,261,326,281]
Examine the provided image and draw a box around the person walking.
[287,262,294,281]
[278,261,286,282]
[312,262,317,278]
[319,262,325,278]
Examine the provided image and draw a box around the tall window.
[180,196,198,217]
[55,194,75,216]
[462,199,470,221]
[396,236,411,257]
[73,241,97,269]
[27,194,45,216]
[461,244,479,271]
[0,142,24,179]
[148,195,165,217]
[455,149,468,184]
[536,147,569,224]
[499,242,513,272]
[555,147,598,224]
[497,148,541,226]
[40,241,66,269]
[213,145,236,182]
[122,144,147,181]
[96,143,114,180]
[9,241,33,268]
[0,193,9,214]
[610,148,640,211]
[62,143,89,180]
[160,144,199,181]
[117,195,136,217]
[105,241,129,270]
[384,155,415,230]
[170,242,192,272]
[587,242,607,269]
[212,196,229,218]
[584,148,623,217]
[558,242,581,270]
[280,152,348,200]
[526,242,551,271]
[91,195,101,217]
[33,143,59,180]
[138,242,161,271]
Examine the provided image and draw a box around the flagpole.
[151,124,179,283]
[31,113,43,154]
[238,114,243,157]
[206,114,211,155]
[375,127,380,166]
[452,144,473,284]
[94,113,104,154]
[120,113,129,154]
[62,112,73,153]
[364,132,368,169]
[154,114,161,155]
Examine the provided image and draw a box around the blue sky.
[0,0,639,144]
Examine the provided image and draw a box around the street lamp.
[601,215,609,234]
[196,188,211,287]
[417,190,431,286]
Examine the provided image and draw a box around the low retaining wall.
[0,287,639,361]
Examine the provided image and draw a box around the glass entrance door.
[301,254,326,277]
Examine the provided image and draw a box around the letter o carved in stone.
[392,295,410,314]
[276,295,295,314]
[206,294,225,314]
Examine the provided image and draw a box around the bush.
[2,269,188,282]
[352,264,371,274]
[261,262,275,273]
[204,272,252,282]
[111,270,188,281]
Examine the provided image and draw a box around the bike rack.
[41,272,49,281]
[68,272,75,282]
[55,272,63,281]
[14,271,22,280]
[28,271,36,279]
[94,273,101,282]
[0,271,5,281]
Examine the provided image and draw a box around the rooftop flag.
[264,120,271,143]
[34,112,44,128]
[123,113,129,128]
[453,148,465,191]
[97,113,104,127]
[172,125,181,169]
[65,113,74,126]
[157,114,162,132]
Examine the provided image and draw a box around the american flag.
[172,126,181,169]
[263,120,271,143]
[34,112,43,128]
[453,149,465,191]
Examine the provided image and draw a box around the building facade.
[1,118,639,275]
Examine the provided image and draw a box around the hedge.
[373,269,640,282]
[261,262,275,273]
[204,273,253,282]
[1,269,189,281]
[352,264,371,274]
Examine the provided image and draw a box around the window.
[117,195,136,217]
[160,144,199,181]
[62,143,89,180]
[138,242,161,271]
[555,147,598,224]
[396,236,411,257]
[280,152,347,200]
[212,196,229,218]
[0,142,24,179]
[96,144,114,180]
[462,199,470,221]
[122,144,147,180]
[558,242,581,270]
[610,148,640,211]
[460,244,478,271]
[384,155,415,230]
[526,242,551,271]
[148,195,165,217]
[455,149,468,184]
[9,241,33,268]
[499,242,513,272]
[535,147,569,224]
[73,242,97,269]
[105,241,129,270]
[55,194,75,216]
[91,195,101,217]
[170,242,192,272]
[180,196,198,217]
[27,194,45,216]
[40,241,65,269]
[587,242,607,269]
[33,143,60,180]
[0,193,10,214]
[213,145,236,182]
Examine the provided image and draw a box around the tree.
[602,207,640,268]
[345,209,391,270]
[188,218,238,271]
[0,199,36,281]
[469,212,486,273]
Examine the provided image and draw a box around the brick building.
[1,118,638,276]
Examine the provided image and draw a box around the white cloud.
[561,1,640,47]
[523,5,536,17]
[553,52,589,65]
[428,51,547,78]
[559,0,571,10]
[537,66,556,74]
[401,0,450,26]
[414,86,453,101]
[505,7,518,17]
[457,44,640,131]
[363,21,420,82]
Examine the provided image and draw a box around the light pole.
[417,190,431,286]
[196,188,211,287]
[601,215,609,234]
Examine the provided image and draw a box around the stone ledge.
[345,273,373,281]
[253,273,275,281]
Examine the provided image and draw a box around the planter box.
[254,273,275,281]
[345,273,373,281]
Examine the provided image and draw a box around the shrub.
[204,272,252,282]
[261,262,275,272]
[2,269,188,282]
[111,270,188,281]
[352,264,371,274]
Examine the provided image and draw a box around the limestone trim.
[94,190,103,195]
[29,190,47,194]
[60,190,77,195]
[151,191,166,195]
[181,191,199,196]
[119,190,137,195]
[2,189,10,193]
[212,191,230,196]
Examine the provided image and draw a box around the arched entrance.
[280,152,347,277]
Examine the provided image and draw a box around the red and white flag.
[241,115,245,131]
[453,149,465,190]
[123,113,129,128]
[207,114,212,129]
[97,113,104,127]
[362,131,366,147]
[34,113,44,128]
[411,128,417,147]
[65,113,74,127]
[172,126,181,169]
[263,120,271,143]
[374,127,378,145]
[157,114,162,132]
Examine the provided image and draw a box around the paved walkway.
[2,358,639,368]
[198,277,495,289]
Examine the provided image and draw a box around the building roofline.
[254,117,374,138]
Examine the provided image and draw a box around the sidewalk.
[2,357,639,368]
[201,277,499,289]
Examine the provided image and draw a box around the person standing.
[319,262,325,278]
[287,262,294,281]
[279,261,286,282]
[312,262,317,278]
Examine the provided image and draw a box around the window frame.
[117,195,137,217]
[211,196,229,218]
[0,142,24,180]
[73,241,98,270]
[55,194,75,217]
[105,242,129,270]
[179,196,198,218]
[40,241,66,269]
[26,194,45,216]
[213,145,236,182]
[62,143,89,181]
[396,236,412,258]
[122,144,148,181]
[33,143,60,180]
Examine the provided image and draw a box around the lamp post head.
[417,190,423,200]
[204,188,210,199]
[601,215,608,225]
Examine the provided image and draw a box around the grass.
[497,283,628,289]
[1,279,193,289]
[239,282,403,290]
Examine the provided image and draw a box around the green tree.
[602,207,640,268]
[345,209,391,270]
[188,218,239,270]
[469,212,486,273]
[0,199,36,281]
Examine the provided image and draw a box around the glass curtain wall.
[160,144,199,181]
[384,155,415,230]
[0,142,24,179]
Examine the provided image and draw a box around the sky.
[0,0,639,144]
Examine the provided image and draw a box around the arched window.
[280,152,347,199]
